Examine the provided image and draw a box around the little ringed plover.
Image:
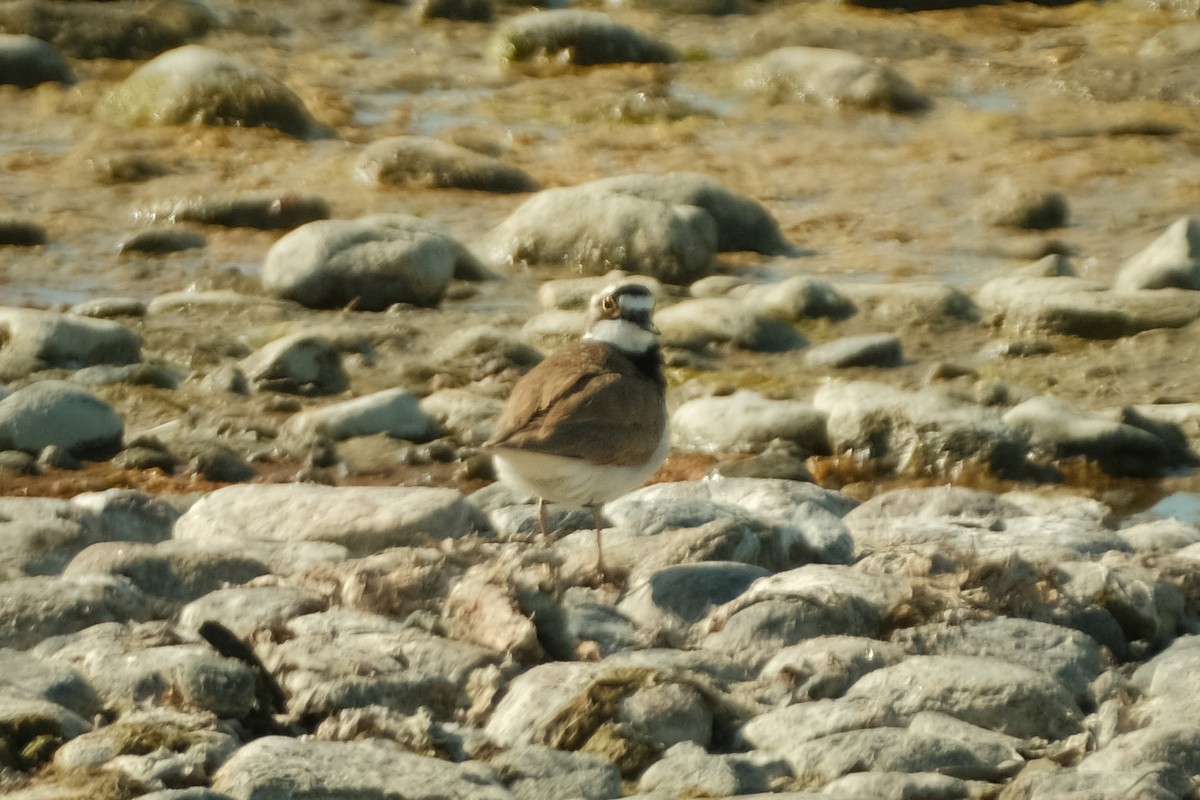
[485,282,670,568]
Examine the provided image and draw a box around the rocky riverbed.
[3,0,1200,798]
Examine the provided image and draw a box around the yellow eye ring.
[601,295,618,313]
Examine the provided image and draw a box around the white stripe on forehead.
[617,293,655,313]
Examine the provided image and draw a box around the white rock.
[355,135,538,193]
[0,307,140,380]
[54,708,237,786]
[759,635,906,701]
[212,736,513,799]
[844,654,1083,739]
[803,332,903,369]
[656,297,802,351]
[588,172,795,255]
[1115,216,1200,291]
[0,380,124,459]
[263,214,482,310]
[893,617,1105,704]
[33,622,257,717]
[178,586,328,639]
[637,741,791,797]
[63,539,268,602]
[419,388,504,446]
[701,564,907,659]
[740,275,855,321]
[0,575,153,650]
[745,46,930,113]
[283,388,439,443]
[482,184,716,285]
[813,379,1029,479]
[174,484,482,556]
[100,45,318,137]
[671,390,829,455]
[1004,395,1181,477]
[492,9,678,66]
[239,332,347,396]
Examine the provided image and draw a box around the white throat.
[584,319,657,354]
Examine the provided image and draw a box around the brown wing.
[486,342,665,467]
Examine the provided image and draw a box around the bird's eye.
[601,295,618,314]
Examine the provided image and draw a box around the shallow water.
[3,0,1200,505]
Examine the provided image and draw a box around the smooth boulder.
[589,173,795,255]
[262,214,484,310]
[0,307,141,380]
[0,381,124,459]
[482,184,717,285]
[100,45,319,137]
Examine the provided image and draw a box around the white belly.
[492,425,670,509]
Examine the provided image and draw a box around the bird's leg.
[591,505,607,579]
[537,497,550,539]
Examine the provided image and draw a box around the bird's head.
[583,282,660,353]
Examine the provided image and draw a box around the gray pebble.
[54,707,239,786]
[488,745,619,800]
[0,647,102,722]
[0,34,73,87]
[117,227,206,254]
[68,296,147,319]
[656,297,805,351]
[1115,216,1200,291]
[492,9,679,66]
[701,564,907,661]
[804,332,903,369]
[0,0,214,59]
[618,561,769,642]
[745,46,931,113]
[356,135,538,193]
[759,635,905,701]
[138,192,331,230]
[178,586,328,639]
[838,281,978,326]
[0,218,48,246]
[814,379,1033,479]
[414,0,495,21]
[975,178,1069,230]
[283,388,439,445]
[637,742,791,797]
[845,655,1083,739]
[240,332,347,396]
[740,275,856,321]
[673,390,829,455]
